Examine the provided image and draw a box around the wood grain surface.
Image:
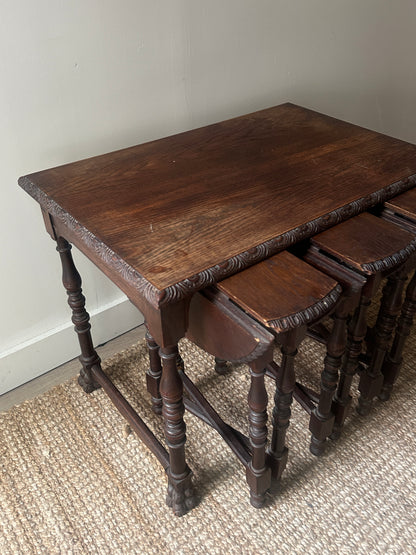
[385,186,416,219]
[311,212,416,274]
[19,103,416,301]
[217,251,340,329]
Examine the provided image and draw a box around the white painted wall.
[1,1,416,393]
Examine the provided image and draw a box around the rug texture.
[1,328,415,554]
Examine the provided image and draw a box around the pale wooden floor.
[0,325,146,413]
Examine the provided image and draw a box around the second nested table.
[19,103,416,514]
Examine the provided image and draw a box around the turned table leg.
[56,237,101,393]
[246,363,271,507]
[331,291,370,438]
[380,270,416,400]
[145,327,163,414]
[358,270,406,415]
[267,330,300,483]
[159,345,197,516]
[309,298,348,455]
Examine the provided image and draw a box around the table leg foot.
[246,462,270,508]
[160,345,196,515]
[166,469,198,516]
[378,383,393,402]
[214,358,228,375]
[309,412,335,456]
[356,398,372,416]
[78,370,100,393]
[357,369,384,416]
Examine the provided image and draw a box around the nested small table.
[19,103,416,514]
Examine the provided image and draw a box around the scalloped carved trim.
[18,176,164,308]
[160,176,416,305]
[361,237,416,274]
[268,284,343,333]
[232,332,274,365]
[19,174,416,308]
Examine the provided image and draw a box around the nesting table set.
[19,103,416,515]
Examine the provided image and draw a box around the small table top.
[19,103,416,308]
[385,186,416,219]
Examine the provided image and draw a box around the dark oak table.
[19,103,416,514]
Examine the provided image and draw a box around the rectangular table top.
[19,103,416,308]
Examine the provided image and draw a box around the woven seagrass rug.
[1,331,415,554]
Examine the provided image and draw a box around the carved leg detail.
[145,329,185,414]
[309,300,348,455]
[267,331,299,483]
[358,270,407,415]
[364,277,395,360]
[56,237,100,393]
[331,293,369,438]
[159,346,197,516]
[145,327,163,414]
[380,270,416,401]
[246,364,271,508]
[214,357,228,375]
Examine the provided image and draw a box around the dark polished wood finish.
[219,251,342,458]
[386,187,416,221]
[308,295,351,453]
[311,212,416,416]
[20,103,416,311]
[217,251,341,332]
[159,345,197,515]
[19,103,416,514]
[380,270,416,399]
[56,237,101,393]
[147,287,275,507]
[365,266,409,400]
[55,237,171,469]
[186,288,274,507]
[381,187,416,399]
[302,248,366,439]
[311,213,416,275]
[267,330,302,481]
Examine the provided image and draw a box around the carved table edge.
[18,173,416,308]
[361,235,416,274]
[267,283,343,333]
[18,176,165,309]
